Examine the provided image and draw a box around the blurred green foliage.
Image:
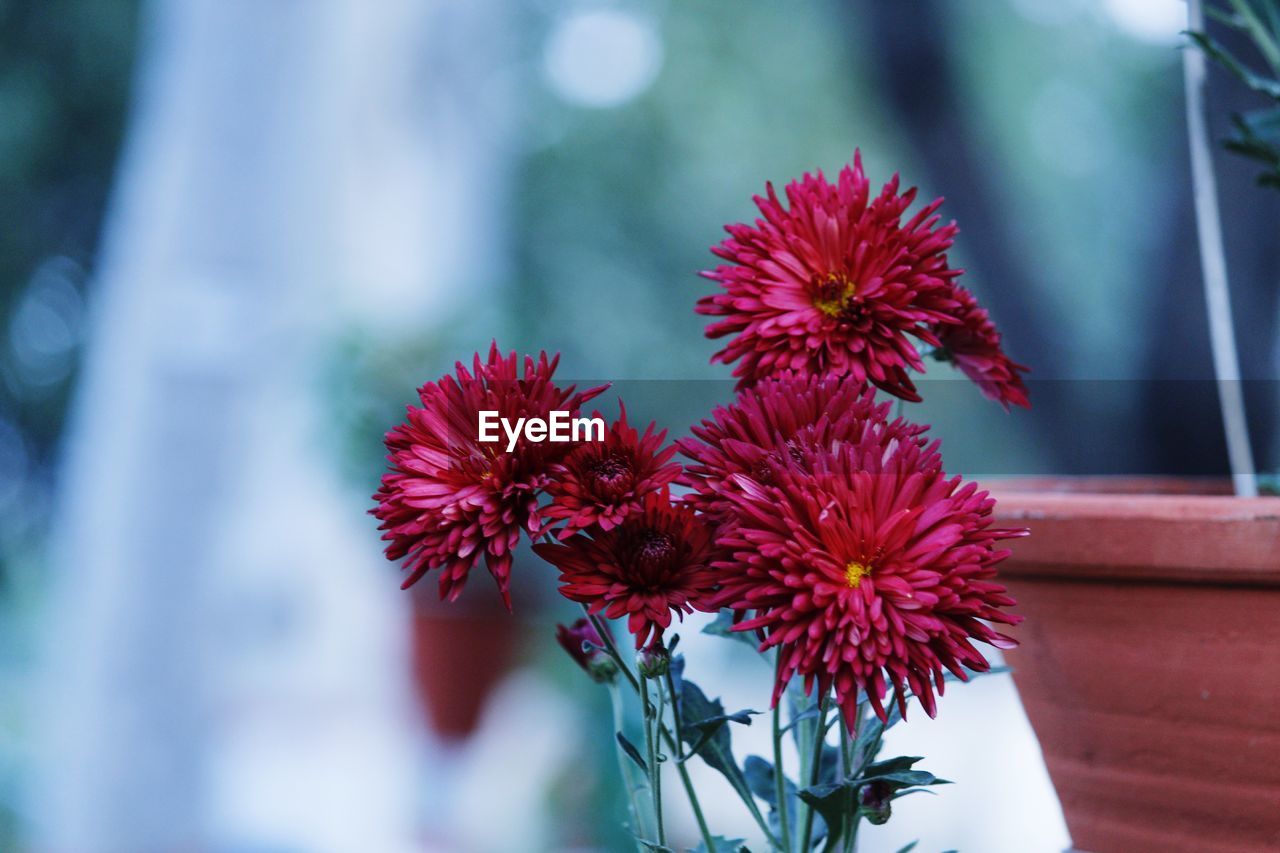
[1192,0,1280,187]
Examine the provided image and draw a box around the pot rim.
[987,476,1280,586]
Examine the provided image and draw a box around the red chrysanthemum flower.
[712,432,1024,728]
[371,342,605,607]
[543,405,682,537]
[677,376,928,528]
[697,151,964,401]
[933,286,1030,410]
[533,491,720,648]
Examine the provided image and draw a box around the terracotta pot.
[991,479,1280,853]
[409,597,520,741]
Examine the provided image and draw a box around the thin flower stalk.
[772,653,793,853]
[586,608,749,850]
[1184,0,1258,497]
[664,667,718,851]
[799,695,830,852]
[642,676,666,847]
[610,682,652,842]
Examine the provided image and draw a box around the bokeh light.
[542,8,663,108]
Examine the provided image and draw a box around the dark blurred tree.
[1169,12,1280,476]
[847,0,1087,473]
[849,0,1277,477]
[0,0,137,556]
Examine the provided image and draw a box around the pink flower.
[543,405,682,537]
[371,342,605,607]
[534,491,720,648]
[711,430,1024,728]
[677,376,928,529]
[934,286,1030,409]
[697,152,963,401]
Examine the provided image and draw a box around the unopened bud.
[556,618,617,684]
[637,641,670,679]
[858,780,894,825]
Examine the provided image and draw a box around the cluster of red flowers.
[372,155,1028,727]
[372,346,712,645]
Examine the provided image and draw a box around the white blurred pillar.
[33,0,515,850]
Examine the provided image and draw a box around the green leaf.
[858,755,949,788]
[676,679,755,805]
[669,654,686,702]
[702,609,760,650]
[892,787,942,799]
[796,759,948,842]
[1225,108,1280,186]
[1227,0,1280,71]
[689,836,750,853]
[777,704,820,735]
[1186,21,1280,190]
[743,755,799,840]
[863,769,949,787]
[817,743,842,785]
[851,696,902,772]
[785,681,822,754]
[1186,30,1280,100]
[636,840,674,852]
[688,707,761,746]
[860,755,922,775]
[678,680,759,757]
[743,755,793,807]
[894,843,919,853]
[616,732,648,772]
[797,781,852,850]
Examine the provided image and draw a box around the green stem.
[585,609,641,692]
[584,607,782,849]
[799,694,829,852]
[1184,0,1258,497]
[667,670,718,853]
[610,683,651,845]
[853,689,893,779]
[739,772,783,851]
[650,671,670,845]
[673,754,716,852]
[772,657,793,853]
[665,723,779,850]
[793,696,813,852]
[840,707,860,853]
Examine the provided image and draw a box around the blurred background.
[1,0,1277,850]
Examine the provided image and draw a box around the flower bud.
[556,618,617,684]
[636,640,670,679]
[857,780,894,825]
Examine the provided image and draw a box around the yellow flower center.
[813,273,856,317]
[844,560,872,589]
